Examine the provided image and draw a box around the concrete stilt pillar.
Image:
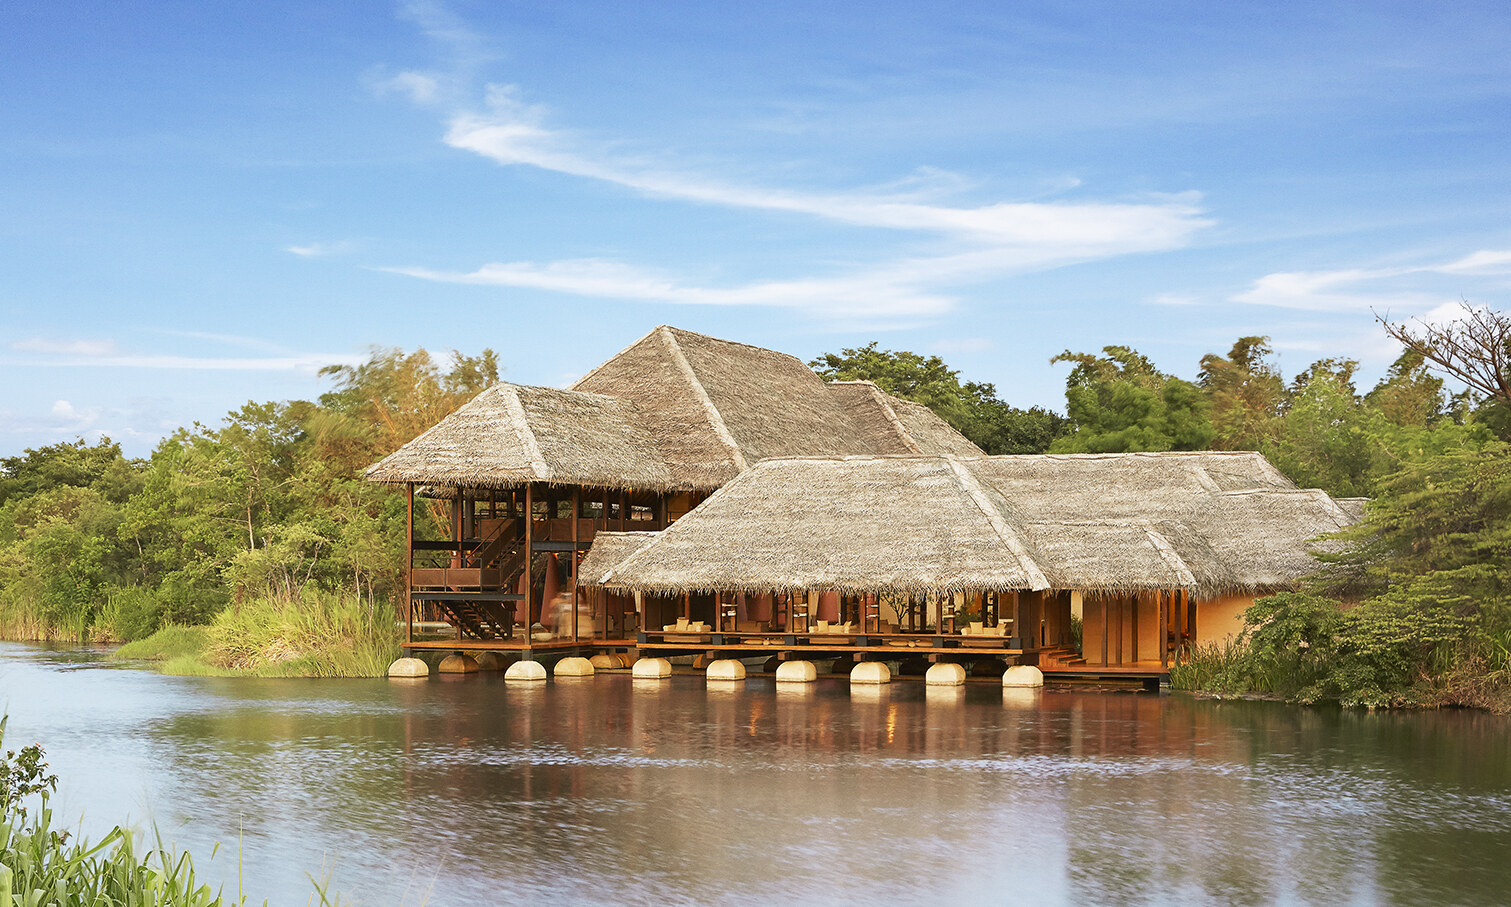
[1002,665,1045,688]
[438,652,479,674]
[554,656,595,677]
[706,659,746,681]
[925,662,967,686]
[631,657,673,679]
[504,660,547,682]
[850,661,891,685]
[775,660,817,683]
[589,653,624,670]
[387,657,430,678]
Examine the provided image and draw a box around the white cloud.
[285,241,354,258]
[1234,248,1511,312]
[11,338,120,356]
[380,10,1213,323]
[7,337,362,372]
[444,86,1211,252]
[373,70,440,105]
[385,258,955,318]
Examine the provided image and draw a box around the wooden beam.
[1159,590,1169,668]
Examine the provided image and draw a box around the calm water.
[1,643,1509,906]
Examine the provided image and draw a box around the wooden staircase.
[1038,645,1086,669]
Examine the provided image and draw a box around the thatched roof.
[592,456,1049,595]
[364,382,677,492]
[1198,488,1355,590]
[570,327,986,487]
[586,452,1359,598]
[368,325,987,493]
[825,381,983,457]
[576,531,659,586]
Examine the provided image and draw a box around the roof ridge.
[946,458,1050,591]
[1141,525,1198,589]
[660,326,749,472]
[857,383,923,454]
[500,384,552,479]
[568,325,664,391]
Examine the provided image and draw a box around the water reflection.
[0,643,1508,906]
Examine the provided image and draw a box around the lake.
[1,642,1508,905]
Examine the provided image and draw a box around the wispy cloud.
[373,9,1214,324]
[12,338,121,356]
[385,258,955,319]
[1233,248,1511,312]
[445,86,1210,252]
[8,336,361,371]
[285,241,355,258]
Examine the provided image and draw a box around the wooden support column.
[449,496,462,569]
[1010,591,1024,648]
[1131,593,1139,663]
[1159,591,1169,668]
[1115,596,1124,665]
[572,486,581,641]
[524,483,535,628]
[1101,596,1110,667]
[405,483,414,647]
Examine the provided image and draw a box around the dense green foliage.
[0,348,494,675]
[1173,440,1511,710]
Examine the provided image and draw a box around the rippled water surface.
[2,643,1509,905]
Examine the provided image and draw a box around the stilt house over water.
[366,326,1359,678]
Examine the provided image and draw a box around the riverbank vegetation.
[0,348,495,674]
[2,306,1508,700]
[0,719,337,904]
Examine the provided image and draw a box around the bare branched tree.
[1376,303,1511,404]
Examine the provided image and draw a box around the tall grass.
[0,718,342,905]
[188,589,401,678]
[113,625,212,662]
[1167,639,1266,693]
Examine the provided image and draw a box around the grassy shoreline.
[107,592,401,678]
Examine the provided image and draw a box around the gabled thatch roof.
[570,327,987,486]
[825,380,984,458]
[1024,521,1202,593]
[576,531,660,586]
[584,452,1359,599]
[592,456,1050,595]
[364,382,678,492]
[1199,488,1355,590]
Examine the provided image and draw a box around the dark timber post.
[1101,597,1110,667]
[572,485,581,642]
[405,483,414,648]
[1159,591,1169,668]
[524,483,535,631]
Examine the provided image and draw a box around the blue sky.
[4,0,1511,456]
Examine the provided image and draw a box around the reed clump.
[0,719,343,905]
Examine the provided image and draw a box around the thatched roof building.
[366,325,981,492]
[586,452,1357,599]
[364,382,677,492]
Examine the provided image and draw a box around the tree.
[1377,303,1511,406]
[809,343,1067,454]
[1198,336,1285,450]
[1049,346,1213,452]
